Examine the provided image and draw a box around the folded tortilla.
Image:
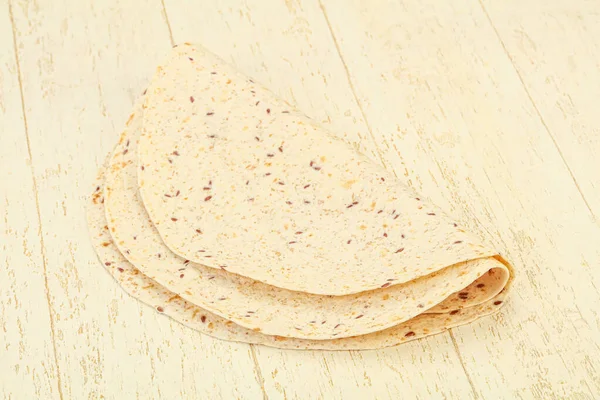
[87,43,514,348]
[104,101,508,340]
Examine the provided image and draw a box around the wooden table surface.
[1,0,599,399]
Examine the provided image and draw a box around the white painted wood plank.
[9,0,264,398]
[0,2,60,398]
[163,0,478,398]
[320,0,600,398]
[253,336,479,400]
[481,0,600,218]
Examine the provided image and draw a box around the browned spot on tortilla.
[342,180,357,189]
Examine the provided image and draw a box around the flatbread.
[137,44,509,297]
[88,160,511,350]
[87,43,515,349]
[104,101,509,340]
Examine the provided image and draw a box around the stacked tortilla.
[87,43,514,350]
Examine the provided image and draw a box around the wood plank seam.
[449,331,479,400]
[7,1,64,399]
[250,346,269,400]
[477,0,598,224]
[317,0,394,176]
[160,0,175,46]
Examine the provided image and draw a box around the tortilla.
[104,101,509,340]
[88,160,511,350]
[87,43,515,348]
[137,44,509,297]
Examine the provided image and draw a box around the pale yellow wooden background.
[1,0,599,399]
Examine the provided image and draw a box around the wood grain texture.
[0,2,60,398]
[1,0,599,398]
[481,0,600,218]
